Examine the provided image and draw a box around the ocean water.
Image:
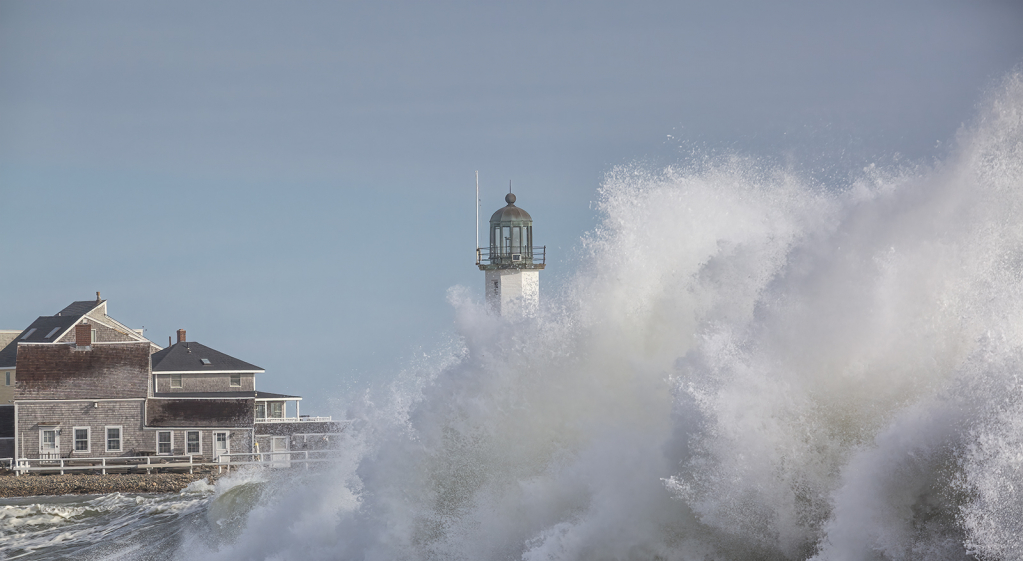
[5,71,1023,561]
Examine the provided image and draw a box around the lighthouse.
[477,191,546,317]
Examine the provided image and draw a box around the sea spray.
[170,70,1023,561]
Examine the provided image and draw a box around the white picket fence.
[13,455,196,475]
[214,450,343,472]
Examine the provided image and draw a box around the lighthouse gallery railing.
[476,246,546,267]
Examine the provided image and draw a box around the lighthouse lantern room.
[477,191,546,316]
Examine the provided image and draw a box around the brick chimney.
[76,323,92,347]
[177,329,186,344]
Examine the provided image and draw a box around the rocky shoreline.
[0,470,223,498]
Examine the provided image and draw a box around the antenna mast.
[475,171,480,253]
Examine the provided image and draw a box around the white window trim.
[5,371,10,385]
[72,426,91,454]
[105,425,123,452]
[157,430,173,455]
[185,430,202,455]
[170,374,182,388]
[230,374,241,387]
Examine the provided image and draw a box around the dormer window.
[230,374,241,387]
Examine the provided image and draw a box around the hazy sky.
[2,1,1022,414]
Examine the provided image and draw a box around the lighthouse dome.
[490,193,532,222]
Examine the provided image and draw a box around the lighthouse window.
[512,227,520,252]
[494,281,499,293]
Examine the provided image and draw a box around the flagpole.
[475,171,480,255]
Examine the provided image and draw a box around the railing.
[476,246,546,267]
[0,458,13,470]
[215,450,343,472]
[254,416,333,423]
[14,454,195,475]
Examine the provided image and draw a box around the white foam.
[174,70,1023,561]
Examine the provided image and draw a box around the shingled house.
[146,329,335,460]
[0,297,155,459]
[6,297,342,464]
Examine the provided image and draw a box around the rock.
[0,470,224,498]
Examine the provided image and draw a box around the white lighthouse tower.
[477,191,546,317]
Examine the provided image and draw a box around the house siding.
[154,372,255,393]
[146,398,254,427]
[15,343,150,400]
[0,368,14,405]
[56,321,137,344]
[17,400,147,458]
[141,428,252,461]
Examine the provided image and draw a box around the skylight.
[21,328,36,340]
[45,327,61,339]
[200,358,212,365]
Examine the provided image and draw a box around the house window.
[106,426,122,452]
[74,427,90,453]
[269,401,283,419]
[170,374,182,388]
[157,431,172,455]
[186,431,201,454]
[255,402,266,419]
[4,372,9,385]
[230,374,241,387]
[91,328,98,342]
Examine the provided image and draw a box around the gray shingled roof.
[0,300,103,368]
[58,300,104,317]
[150,341,263,372]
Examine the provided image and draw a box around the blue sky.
[2,1,1022,414]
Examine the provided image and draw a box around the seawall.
[0,470,222,498]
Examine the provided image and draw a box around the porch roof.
[152,391,299,400]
